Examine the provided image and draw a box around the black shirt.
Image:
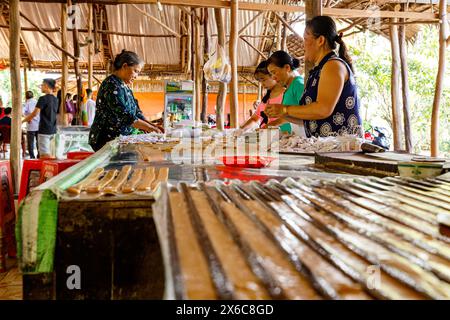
[0,116,11,126]
[36,94,58,134]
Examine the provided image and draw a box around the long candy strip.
[66,168,104,195]
[85,170,119,193]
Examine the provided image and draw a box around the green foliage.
[0,70,46,108]
[348,26,450,156]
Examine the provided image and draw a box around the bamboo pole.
[201,8,209,123]
[9,0,21,191]
[229,0,239,128]
[305,0,322,78]
[398,18,413,153]
[88,3,94,89]
[19,11,77,61]
[60,2,68,126]
[131,4,181,38]
[431,0,448,156]
[389,19,403,151]
[256,11,271,66]
[240,36,267,59]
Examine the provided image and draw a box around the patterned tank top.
[300,52,362,137]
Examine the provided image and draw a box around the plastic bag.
[203,44,231,83]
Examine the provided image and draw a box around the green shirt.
[280,76,304,133]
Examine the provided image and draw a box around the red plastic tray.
[67,151,94,160]
[219,156,275,168]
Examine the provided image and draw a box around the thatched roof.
[0,0,442,80]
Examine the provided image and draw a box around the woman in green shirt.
[267,50,305,135]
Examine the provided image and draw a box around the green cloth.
[16,189,58,273]
[280,76,304,134]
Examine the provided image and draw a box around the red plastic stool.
[67,151,94,160]
[0,161,16,271]
[18,159,44,204]
[39,159,80,184]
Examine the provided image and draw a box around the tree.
[348,26,450,156]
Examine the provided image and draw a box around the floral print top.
[301,52,362,137]
[89,74,145,151]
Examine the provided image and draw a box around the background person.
[22,78,59,159]
[22,91,39,159]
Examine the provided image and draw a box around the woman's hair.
[267,50,300,71]
[113,49,143,71]
[254,60,272,104]
[305,15,354,72]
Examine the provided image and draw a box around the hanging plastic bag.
[203,44,231,83]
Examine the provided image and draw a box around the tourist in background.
[22,78,59,159]
[85,88,96,126]
[22,91,39,159]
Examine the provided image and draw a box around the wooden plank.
[431,0,448,156]
[322,7,438,20]
[229,0,239,128]
[9,0,21,192]
[398,17,412,153]
[390,19,403,151]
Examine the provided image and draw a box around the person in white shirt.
[22,91,39,159]
[85,88,96,126]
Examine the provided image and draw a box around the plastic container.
[219,156,275,168]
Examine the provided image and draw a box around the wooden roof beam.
[13,1,441,19]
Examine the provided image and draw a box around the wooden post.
[60,2,68,126]
[243,83,247,120]
[229,0,239,128]
[305,0,322,79]
[193,9,202,122]
[187,11,192,74]
[398,18,412,153]
[390,19,403,151]
[276,0,282,50]
[23,61,29,93]
[201,8,209,123]
[214,8,226,131]
[88,3,93,90]
[257,82,262,101]
[431,0,448,157]
[281,12,288,51]
[69,0,82,125]
[180,12,186,72]
[9,0,21,191]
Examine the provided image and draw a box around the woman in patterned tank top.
[265,16,362,138]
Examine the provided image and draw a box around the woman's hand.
[265,104,286,117]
